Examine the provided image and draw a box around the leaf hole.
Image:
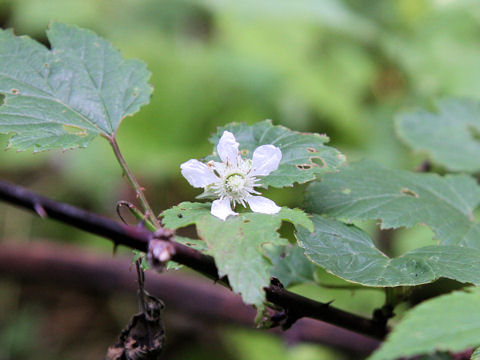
[62,124,88,137]
[177,214,183,218]
[306,147,318,153]
[309,156,326,168]
[10,88,19,95]
[296,164,312,170]
[401,188,418,198]
[468,125,480,142]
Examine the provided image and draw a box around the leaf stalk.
[108,136,160,228]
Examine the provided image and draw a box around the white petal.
[211,198,238,220]
[180,159,219,188]
[217,131,239,166]
[250,145,282,176]
[246,196,281,214]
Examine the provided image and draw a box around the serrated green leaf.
[209,120,346,188]
[268,244,316,287]
[173,235,208,253]
[306,161,480,247]
[412,352,453,360]
[396,98,480,172]
[162,201,313,232]
[369,288,480,360]
[166,236,209,270]
[197,215,288,306]
[132,249,143,264]
[297,216,480,286]
[161,202,312,306]
[131,250,150,271]
[161,202,211,229]
[471,347,480,360]
[0,22,152,151]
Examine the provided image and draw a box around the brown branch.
[0,178,388,340]
[0,241,380,355]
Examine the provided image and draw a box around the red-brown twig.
[0,178,388,340]
[0,241,380,354]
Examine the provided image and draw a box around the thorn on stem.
[372,305,394,328]
[34,203,47,218]
[137,217,147,229]
[135,187,146,199]
[270,277,284,289]
[324,300,334,308]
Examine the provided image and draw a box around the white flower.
[180,131,282,220]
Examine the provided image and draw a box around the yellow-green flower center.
[225,174,246,196]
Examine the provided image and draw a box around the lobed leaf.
[369,288,480,360]
[268,244,316,287]
[166,236,208,270]
[396,98,480,173]
[209,120,346,188]
[161,202,313,306]
[306,160,480,247]
[0,22,152,151]
[297,216,480,286]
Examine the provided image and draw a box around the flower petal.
[250,145,282,176]
[180,159,219,188]
[217,131,239,166]
[211,198,238,220]
[245,196,281,214]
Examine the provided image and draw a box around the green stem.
[385,287,396,308]
[318,282,383,291]
[108,136,160,228]
[117,201,157,232]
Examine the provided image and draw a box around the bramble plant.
[1,23,480,359]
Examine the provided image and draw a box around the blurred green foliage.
[1,0,480,359]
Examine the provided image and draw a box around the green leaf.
[132,249,143,264]
[167,236,209,270]
[472,347,480,360]
[418,353,459,360]
[0,22,152,151]
[369,288,480,360]
[162,201,313,232]
[396,98,480,172]
[297,216,480,286]
[306,161,480,247]
[268,244,316,287]
[162,202,313,306]
[209,120,346,188]
[173,235,208,253]
[161,202,211,228]
[131,250,150,271]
